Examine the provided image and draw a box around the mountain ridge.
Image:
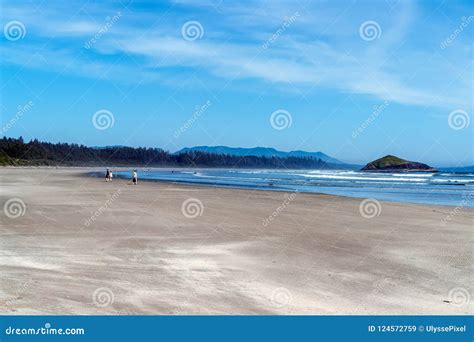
[176,146,343,164]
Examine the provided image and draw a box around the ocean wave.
[307,170,357,175]
[295,174,429,182]
[431,179,474,183]
[391,173,434,177]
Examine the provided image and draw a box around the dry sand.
[0,168,472,315]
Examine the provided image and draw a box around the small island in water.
[361,155,437,173]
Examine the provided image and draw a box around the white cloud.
[1,0,471,109]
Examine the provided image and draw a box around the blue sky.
[0,0,472,166]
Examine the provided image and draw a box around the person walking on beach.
[105,168,111,182]
[132,169,138,185]
[109,170,113,181]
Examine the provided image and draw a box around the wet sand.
[0,168,472,314]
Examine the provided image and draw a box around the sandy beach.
[0,168,472,315]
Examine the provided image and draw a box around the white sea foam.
[295,174,429,182]
[391,173,434,177]
[432,178,471,183]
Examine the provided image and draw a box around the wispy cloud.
[1,0,472,109]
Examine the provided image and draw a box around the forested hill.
[0,137,336,169]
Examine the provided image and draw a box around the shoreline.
[1,168,472,315]
[85,169,472,209]
[90,172,461,209]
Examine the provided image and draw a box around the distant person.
[109,170,113,181]
[105,168,111,182]
[132,169,138,185]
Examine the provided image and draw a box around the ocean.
[108,168,474,207]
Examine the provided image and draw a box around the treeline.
[0,137,332,169]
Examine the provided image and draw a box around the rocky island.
[361,155,437,172]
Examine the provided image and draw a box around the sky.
[0,0,472,166]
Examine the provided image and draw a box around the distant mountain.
[176,146,343,164]
[361,155,437,172]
